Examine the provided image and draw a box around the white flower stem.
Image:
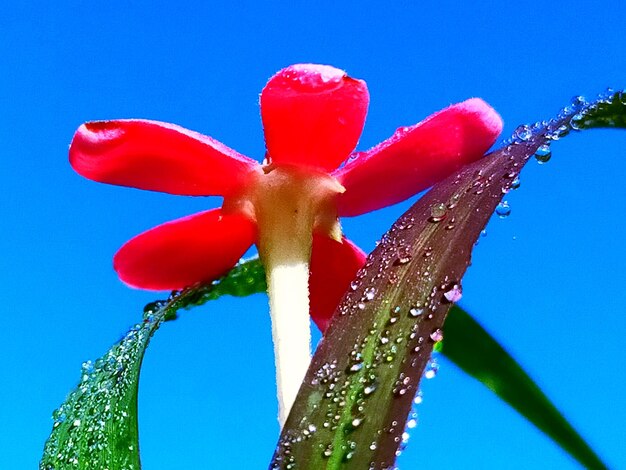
[262,237,312,426]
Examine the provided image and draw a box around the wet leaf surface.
[271,90,624,469]
[40,258,265,469]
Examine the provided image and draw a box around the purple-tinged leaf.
[271,90,624,469]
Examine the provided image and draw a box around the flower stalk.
[250,166,344,425]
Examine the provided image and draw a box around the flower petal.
[261,64,369,171]
[114,209,256,290]
[334,98,504,216]
[70,119,262,196]
[309,234,367,332]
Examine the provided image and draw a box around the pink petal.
[309,234,367,332]
[70,119,262,196]
[114,208,256,290]
[334,98,503,216]
[261,64,369,172]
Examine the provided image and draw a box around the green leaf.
[571,90,626,130]
[40,307,161,469]
[165,256,267,317]
[272,90,624,469]
[40,257,265,470]
[442,306,606,470]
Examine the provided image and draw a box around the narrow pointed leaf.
[571,90,626,130]
[272,91,624,469]
[170,257,607,469]
[40,306,163,469]
[179,257,606,468]
[442,306,606,469]
[40,258,265,469]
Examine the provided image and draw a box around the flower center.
[223,163,345,245]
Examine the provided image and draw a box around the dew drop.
[409,307,424,317]
[570,113,585,131]
[514,124,532,141]
[496,201,511,218]
[363,384,377,395]
[429,328,444,342]
[349,362,364,373]
[551,124,570,140]
[81,360,94,375]
[364,287,376,301]
[534,143,552,163]
[424,360,439,379]
[429,203,447,222]
[443,284,462,303]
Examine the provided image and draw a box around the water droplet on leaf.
[429,329,444,342]
[534,144,552,163]
[443,284,462,303]
[429,203,447,222]
[496,201,511,218]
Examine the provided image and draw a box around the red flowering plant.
[69,64,501,424]
[41,64,625,468]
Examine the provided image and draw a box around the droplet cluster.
[272,88,626,469]
[40,301,169,470]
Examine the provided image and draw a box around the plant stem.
[262,237,312,426]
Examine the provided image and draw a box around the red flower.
[70,64,502,331]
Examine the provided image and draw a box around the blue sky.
[2,1,625,468]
